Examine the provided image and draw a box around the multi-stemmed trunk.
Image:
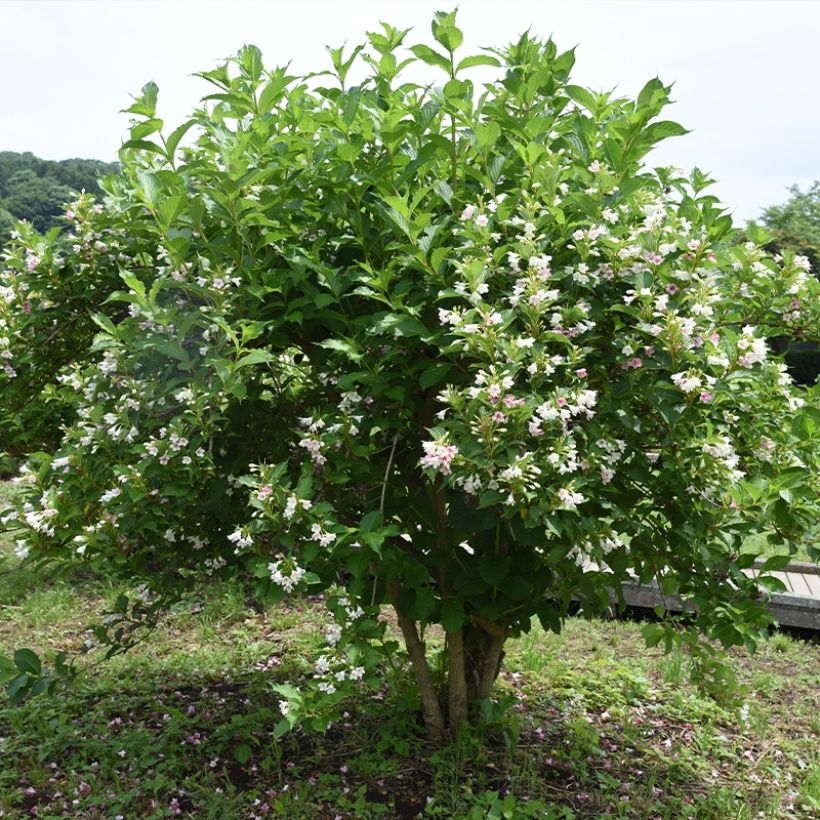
[392,598,507,742]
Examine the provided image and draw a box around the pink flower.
[709,332,720,345]
[575,368,587,378]
[492,411,505,423]
[460,205,476,221]
[556,397,567,407]
[65,210,75,220]
[257,485,273,500]
[699,391,712,403]
[644,346,655,357]
[420,441,458,475]
[475,214,488,228]
[629,357,643,369]
[666,284,678,294]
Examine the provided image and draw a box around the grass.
[742,531,817,564]
[0,483,818,819]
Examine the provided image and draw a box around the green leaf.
[315,337,363,362]
[123,81,159,117]
[432,179,453,206]
[420,362,450,390]
[14,649,41,676]
[441,600,466,633]
[235,349,276,368]
[157,195,187,228]
[431,10,463,52]
[642,622,666,649]
[643,120,689,144]
[273,718,292,739]
[137,171,162,207]
[7,674,30,705]
[479,555,511,587]
[164,119,197,157]
[474,122,501,150]
[359,510,382,532]
[90,313,119,338]
[258,71,294,114]
[152,340,191,365]
[757,554,792,573]
[410,44,451,73]
[130,118,164,140]
[456,54,500,72]
[372,314,428,338]
[565,85,597,112]
[233,743,252,765]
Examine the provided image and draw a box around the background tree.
[0,207,14,238]
[1,12,818,740]
[0,151,118,232]
[749,183,820,386]
[759,182,820,273]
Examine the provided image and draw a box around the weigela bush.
[1,11,818,738]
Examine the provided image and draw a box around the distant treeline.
[0,151,119,233]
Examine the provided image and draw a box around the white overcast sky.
[1,0,818,223]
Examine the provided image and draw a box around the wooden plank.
[580,559,820,629]
[767,593,820,630]
[804,573,820,597]
[785,573,813,597]
[753,559,820,576]
[786,561,820,577]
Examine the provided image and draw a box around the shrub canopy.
[1,11,818,737]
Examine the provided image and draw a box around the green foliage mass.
[0,151,118,234]
[760,181,820,273]
[748,183,820,386]
[0,11,818,738]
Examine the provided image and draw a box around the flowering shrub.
[1,12,818,739]
[0,195,128,456]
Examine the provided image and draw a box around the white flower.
[671,372,702,394]
[557,487,585,510]
[228,528,253,549]
[459,541,474,555]
[268,558,306,592]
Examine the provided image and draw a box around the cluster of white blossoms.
[671,370,716,396]
[309,522,337,548]
[702,435,744,482]
[267,556,306,593]
[556,487,586,511]
[0,329,14,379]
[227,527,253,552]
[736,325,768,368]
[283,493,312,521]
[567,530,626,568]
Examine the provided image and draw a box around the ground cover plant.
[0,4,818,765]
[0,507,818,818]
